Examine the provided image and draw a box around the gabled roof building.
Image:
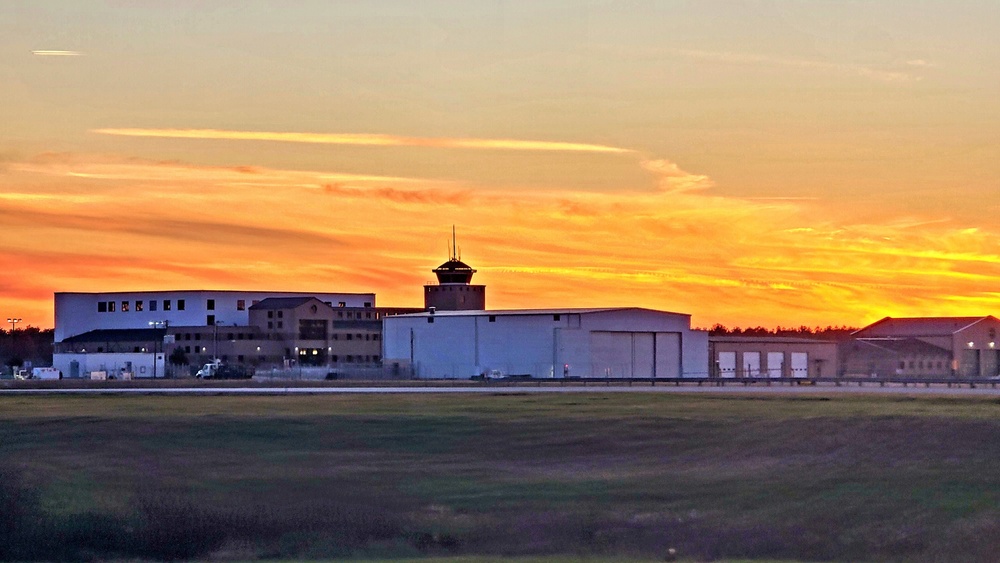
[845,316,1000,377]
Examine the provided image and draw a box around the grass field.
[2,392,1000,561]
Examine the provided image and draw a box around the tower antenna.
[452,225,457,260]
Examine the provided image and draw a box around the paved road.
[4,384,1000,396]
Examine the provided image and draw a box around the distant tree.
[168,347,189,367]
[702,324,859,340]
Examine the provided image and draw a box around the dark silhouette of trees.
[0,327,54,370]
[705,324,858,341]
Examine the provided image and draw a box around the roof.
[388,307,690,318]
[61,328,166,343]
[249,297,326,310]
[433,259,476,272]
[854,316,998,337]
[850,337,952,357]
[709,336,835,344]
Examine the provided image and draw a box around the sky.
[2,1,1000,329]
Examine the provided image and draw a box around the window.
[346,334,353,341]
[268,311,273,318]
[237,355,244,363]
[346,355,354,362]
[252,300,259,305]
[177,299,185,311]
[98,302,108,313]
[366,312,372,319]
[365,334,370,341]
[299,319,327,340]
[149,300,157,312]
[277,311,283,318]
[237,300,246,311]
[337,311,343,318]
[108,301,116,312]
[184,346,191,353]
[135,301,143,312]
[164,300,171,311]
[121,301,129,312]
[207,315,215,325]
[489,315,496,322]
[207,299,215,311]
[553,314,561,321]
[373,355,380,362]
[331,355,339,362]
[227,333,234,341]
[427,317,434,324]
[267,321,273,329]
[184,333,191,341]
[332,334,338,340]
[97,347,104,353]
[195,333,201,340]
[339,302,346,307]
[277,321,283,329]
[363,302,372,307]
[372,334,380,341]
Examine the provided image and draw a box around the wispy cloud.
[673,48,918,82]
[31,50,84,56]
[91,128,633,154]
[5,152,1000,328]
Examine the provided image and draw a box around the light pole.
[7,317,21,333]
[149,320,168,378]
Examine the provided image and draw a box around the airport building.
[383,307,709,379]
[52,290,419,378]
[709,336,839,378]
[841,316,1000,378]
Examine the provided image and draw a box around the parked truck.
[31,367,63,380]
[196,360,252,379]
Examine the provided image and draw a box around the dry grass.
[2,392,1000,561]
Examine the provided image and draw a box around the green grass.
[3,392,1000,561]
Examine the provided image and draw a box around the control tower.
[423,229,486,311]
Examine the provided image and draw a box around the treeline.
[705,324,858,341]
[0,328,55,370]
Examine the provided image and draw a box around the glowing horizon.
[4,3,1000,329]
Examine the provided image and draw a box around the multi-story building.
[52,290,420,378]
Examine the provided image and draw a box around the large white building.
[54,290,374,342]
[53,290,378,378]
[383,307,709,379]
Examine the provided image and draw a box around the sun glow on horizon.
[4,151,1000,329]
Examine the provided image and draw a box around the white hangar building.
[382,307,709,379]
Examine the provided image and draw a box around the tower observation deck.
[423,228,486,311]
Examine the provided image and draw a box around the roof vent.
[428,307,436,315]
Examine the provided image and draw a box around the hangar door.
[590,332,681,378]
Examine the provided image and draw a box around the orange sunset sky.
[3,2,1000,329]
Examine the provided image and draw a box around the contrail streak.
[92,128,633,154]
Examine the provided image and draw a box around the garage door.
[591,332,634,377]
[655,332,681,378]
[717,352,736,378]
[590,332,681,378]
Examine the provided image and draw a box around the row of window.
[98,299,185,313]
[172,331,380,341]
[900,360,946,370]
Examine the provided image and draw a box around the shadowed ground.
[2,392,1000,561]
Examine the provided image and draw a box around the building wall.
[53,352,163,379]
[383,308,708,379]
[709,338,839,378]
[423,284,486,310]
[55,290,375,342]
